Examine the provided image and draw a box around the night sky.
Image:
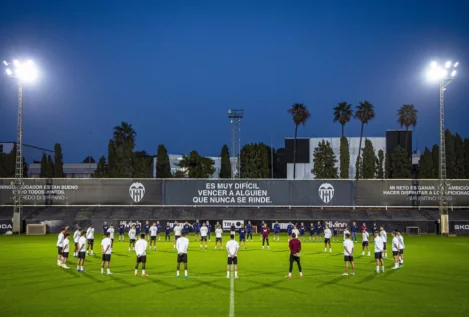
[1,0,468,163]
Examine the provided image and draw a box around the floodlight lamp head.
[444,61,452,68]
[6,59,38,83]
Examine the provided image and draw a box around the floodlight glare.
[431,61,438,68]
[454,62,459,68]
[5,59,38,83]
[451,70,457,77]
[5,68,12,76]
[13,60,19,67]
[3,60,8,66]
[444,61,452,68]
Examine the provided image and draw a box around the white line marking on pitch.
[229,273,235,317]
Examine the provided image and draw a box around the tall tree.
[107,140,117,177]
[454,133,465,179]
[178,151,215,178]
[219,144,232,178]
[82,156,96,164]
[444,129,456,178]
[287,103,311,179]
[0,145,16,177]
[431,144,439,178]
[385,153,391,179]
[240,143,270,178]
[377,149,384,179]
[54,143,65,178]
[397,104,418,153]
[94,156,108,178]
[361,139,377,179]
[156,144,172,178]
[274,148,287,178]
[333,101,353,137]
[40,153,47,178]
[339,137,350,179]
[464,139,469,179]
[390,145,412,178]
[46,155,55,178]
[419,147,433,179]
[354,101,375,179]
[133,151,152,178]
[312,140,338,179]
[112,122,137,177]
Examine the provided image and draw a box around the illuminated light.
[451,70,457,77]
[430,61,438,68]
[454,62,459,68]
[5,68,12,76]
[444,61,451,68]
[13,60,19,67]
[3,60,8,66]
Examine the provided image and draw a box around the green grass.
[1,234,469,317]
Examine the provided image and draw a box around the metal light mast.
[228,109,244,178]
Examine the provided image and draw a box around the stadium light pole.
[3,59,38,234]
[426,60,459,236]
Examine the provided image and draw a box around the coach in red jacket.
[286,233,303,278]
[261,224,270,250]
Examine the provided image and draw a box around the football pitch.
[1,234,468,317]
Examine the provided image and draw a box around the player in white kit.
[200,223,209,249]
[361,229,370,256]
[323,226,332,253]
[373,231,385,273]
[173,222,182,249]
[391,231,401,270]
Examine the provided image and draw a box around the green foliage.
[178,151,215,178]
[418,147,433,179]
[333,102,353,137]
[0,145,16,177]
[46,155,55,178]
[397,104,418,150]
[240,143,269,178]
[274,148,287,178]
[288,103,311,179]
[219,144,231,178]
[40,153,47,178]
[53,143,65,178]
[390,145,412,178]
[133,151,152,178]
[93,156,108,178]
[385,153,391,179]
[312,140,338,179]
[431,144,439,178]
[377,149,384,179]
[156,144,172,178]
[465,139,469,178]
[339,137,350,179]
[82,156,95,164]
[361,139,377,179]
[444,129,455,178]
[173,170,186,178]
[453,133,465,179]
[354,100,375,180]
[107,140,117,177]
[110,122,137,177]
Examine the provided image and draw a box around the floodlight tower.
[426,60,459,236]
[3,59,38,234]
[228,109,244,178]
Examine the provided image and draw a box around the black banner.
[0,220,13,233]
[163,180,354,206]
[451,221,469,235]
[0,179,163,206]
[355,179,469,207]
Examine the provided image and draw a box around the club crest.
[318,183,334,203]
[129,182,145,203]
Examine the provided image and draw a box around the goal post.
[26,224,47,235]
[406,226,420,236]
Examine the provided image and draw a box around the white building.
[29,163,97,178]
[286,137,387,179]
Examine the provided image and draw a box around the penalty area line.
[229,274,235,317]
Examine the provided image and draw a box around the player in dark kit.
[332,224,339,242]
[103,222,108,237]
[351,222,358,243]
[286,233,303,278]
[118,221,125,242]
[165,223,171,241]
[315,221,323,242]
[246,221,253,241]
[299,223,305,242]
[239,225,247,249]
[261,224,270,250]
[206,221,212,241]
[309,223,315,242]
[144,221,150,241]
[273,221,280,242]
[135,221,141,236]
[287,222,294,241]
[259,221,265,241]
[183,221,191,238]
[193,220,201,241]
[156,221,162,241]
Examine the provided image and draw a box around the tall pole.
[439,81,449,236]
[13,82,24,234]
[270,136,274,179]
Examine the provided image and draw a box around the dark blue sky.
[1,0,468,163]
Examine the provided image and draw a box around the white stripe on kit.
[229,272,235,317]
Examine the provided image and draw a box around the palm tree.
[397,104,418,152]
[287,103,311,179]
[333,101,353,137]
[354,101,375,179]
[113,122,136,148]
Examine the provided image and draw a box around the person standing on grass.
[292,225,300,240]
[144,220,150,241]
[332,224,338,242]
[230,223,236,237]
[323,226,332,253]
[135,221,141,236]
[315,221,323,242]
[56,227,66,266]
[239,224,247,249]
[77,231,87,272]
[287,221,294,241]
[286,233,303,278]
[343,227,350,242]
[299,222,305,242]
[165,222,171,242]
[391,231,401,270]
[103,222,108,237]
[183,221,191,239]
[176,232,189,278]
[86,224,95,256]
[396,230,405,266]
[135,233,148,277]
[343,233,355,276]
[101,232,113,275]
[193,219,201,242]
[246,221,253,241]
[351,222,358,243]
[73,226,81,257]
[61,233,70,269]
[200,223,209,249]
[173,221,182,249]
[261,223,270,250]
[149,222,158,251]
[226,234,240,279]
[373,231,385,273]
[214,225,223,249]
[156,221,162,241]
[379,226,388,258]
[206,221,212,242]
[361,229,370,256]
[119,221,125,242]
[107,224,115,247]
[273,221,280,242]
[128,225,137,252]
[309,223,315,242]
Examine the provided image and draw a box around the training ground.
[0,233,468,317]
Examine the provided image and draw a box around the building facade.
[29,163,97,178]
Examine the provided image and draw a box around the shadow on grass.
[317,275,344,288]
[356,272,378,284]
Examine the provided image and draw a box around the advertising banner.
[355,179,469,207]
[0,179,163,206]
[0,220,13,233]
[451,222,469,235]
[222,220,244,230]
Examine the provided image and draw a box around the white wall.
[287,137,386,179]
